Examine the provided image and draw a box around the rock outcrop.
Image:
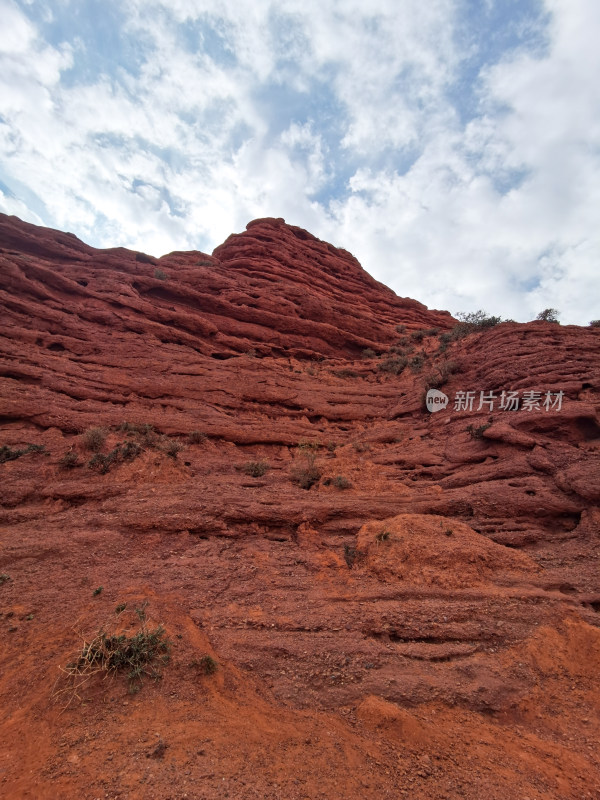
[1,213,599,799]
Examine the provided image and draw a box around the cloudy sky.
[1,0,599,324]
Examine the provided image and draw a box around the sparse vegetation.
[353,441,371,453]
[291,463,321,490]
[121,440,143,460]
[456,310,503,329]
[378,356,407,375]
[57,606,171,703]
[243,460,269,477]
[162,439,183,459]
[135,252,156,264]
[375,529,390,543]
[332,475,352,489]
[0,573,10,585]
[535,308,560,323]
[118,421,154,436]
[0,443,47,463]
[333,368,360,378]
[188,430,207,444]
[154,268,167,280]
[298,439,321,452]
[59,451,79,469]
[590,320,600,328]
[191,655,218,675]
[467,423,491,440]
[0,445,25,463]
[395,324,407,334]
[88,448,122,474]
[423,360,460,390]
[343,544,356,568]
[410,327,439,343]
[446,311,503,341]
[93,586,103,596]
[437,331,453,353]
[82,427,107,453]
[84,425,186,473]
[409,352,427,373]
[291,442,321,490]
[361,348,376,359]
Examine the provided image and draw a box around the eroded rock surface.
[1,213,599,799]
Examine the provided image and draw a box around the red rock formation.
[1,212,599,799]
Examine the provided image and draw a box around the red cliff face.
[1,213,599,799]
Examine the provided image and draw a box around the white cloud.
[0,0,599,324]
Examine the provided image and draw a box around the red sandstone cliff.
[1,213,599,799]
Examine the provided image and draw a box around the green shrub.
[191,655,218,675]
[64,625,170,696]
[82,427,107,453]
[59,451,79,468]
[333,369,359,378]
[243,460,268,477]
[163,439,183,459]
[343,545,356,568]
[26,444,46,454]
[535,308,560,323]
[378,356,407,375]
[0,443,46,464]
[456,310,502,328]
[0,445,25,463]
[437,332,453,353]
[589,320,600,328]
[291,442,321,489]
[298,439,321,452]
[135,252,156,264]
[121,441,143,460]
[423,360,459,390]
[87,439,144,473]
[88,448,121,474]
[451,311,502,339]
[58,605,171,700]
[291,464,321,490]
[353,441,370,453]
[332,475,352,489]
[409,353,427,373]
[467,423,491,440]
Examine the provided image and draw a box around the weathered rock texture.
[1,212,599,799]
